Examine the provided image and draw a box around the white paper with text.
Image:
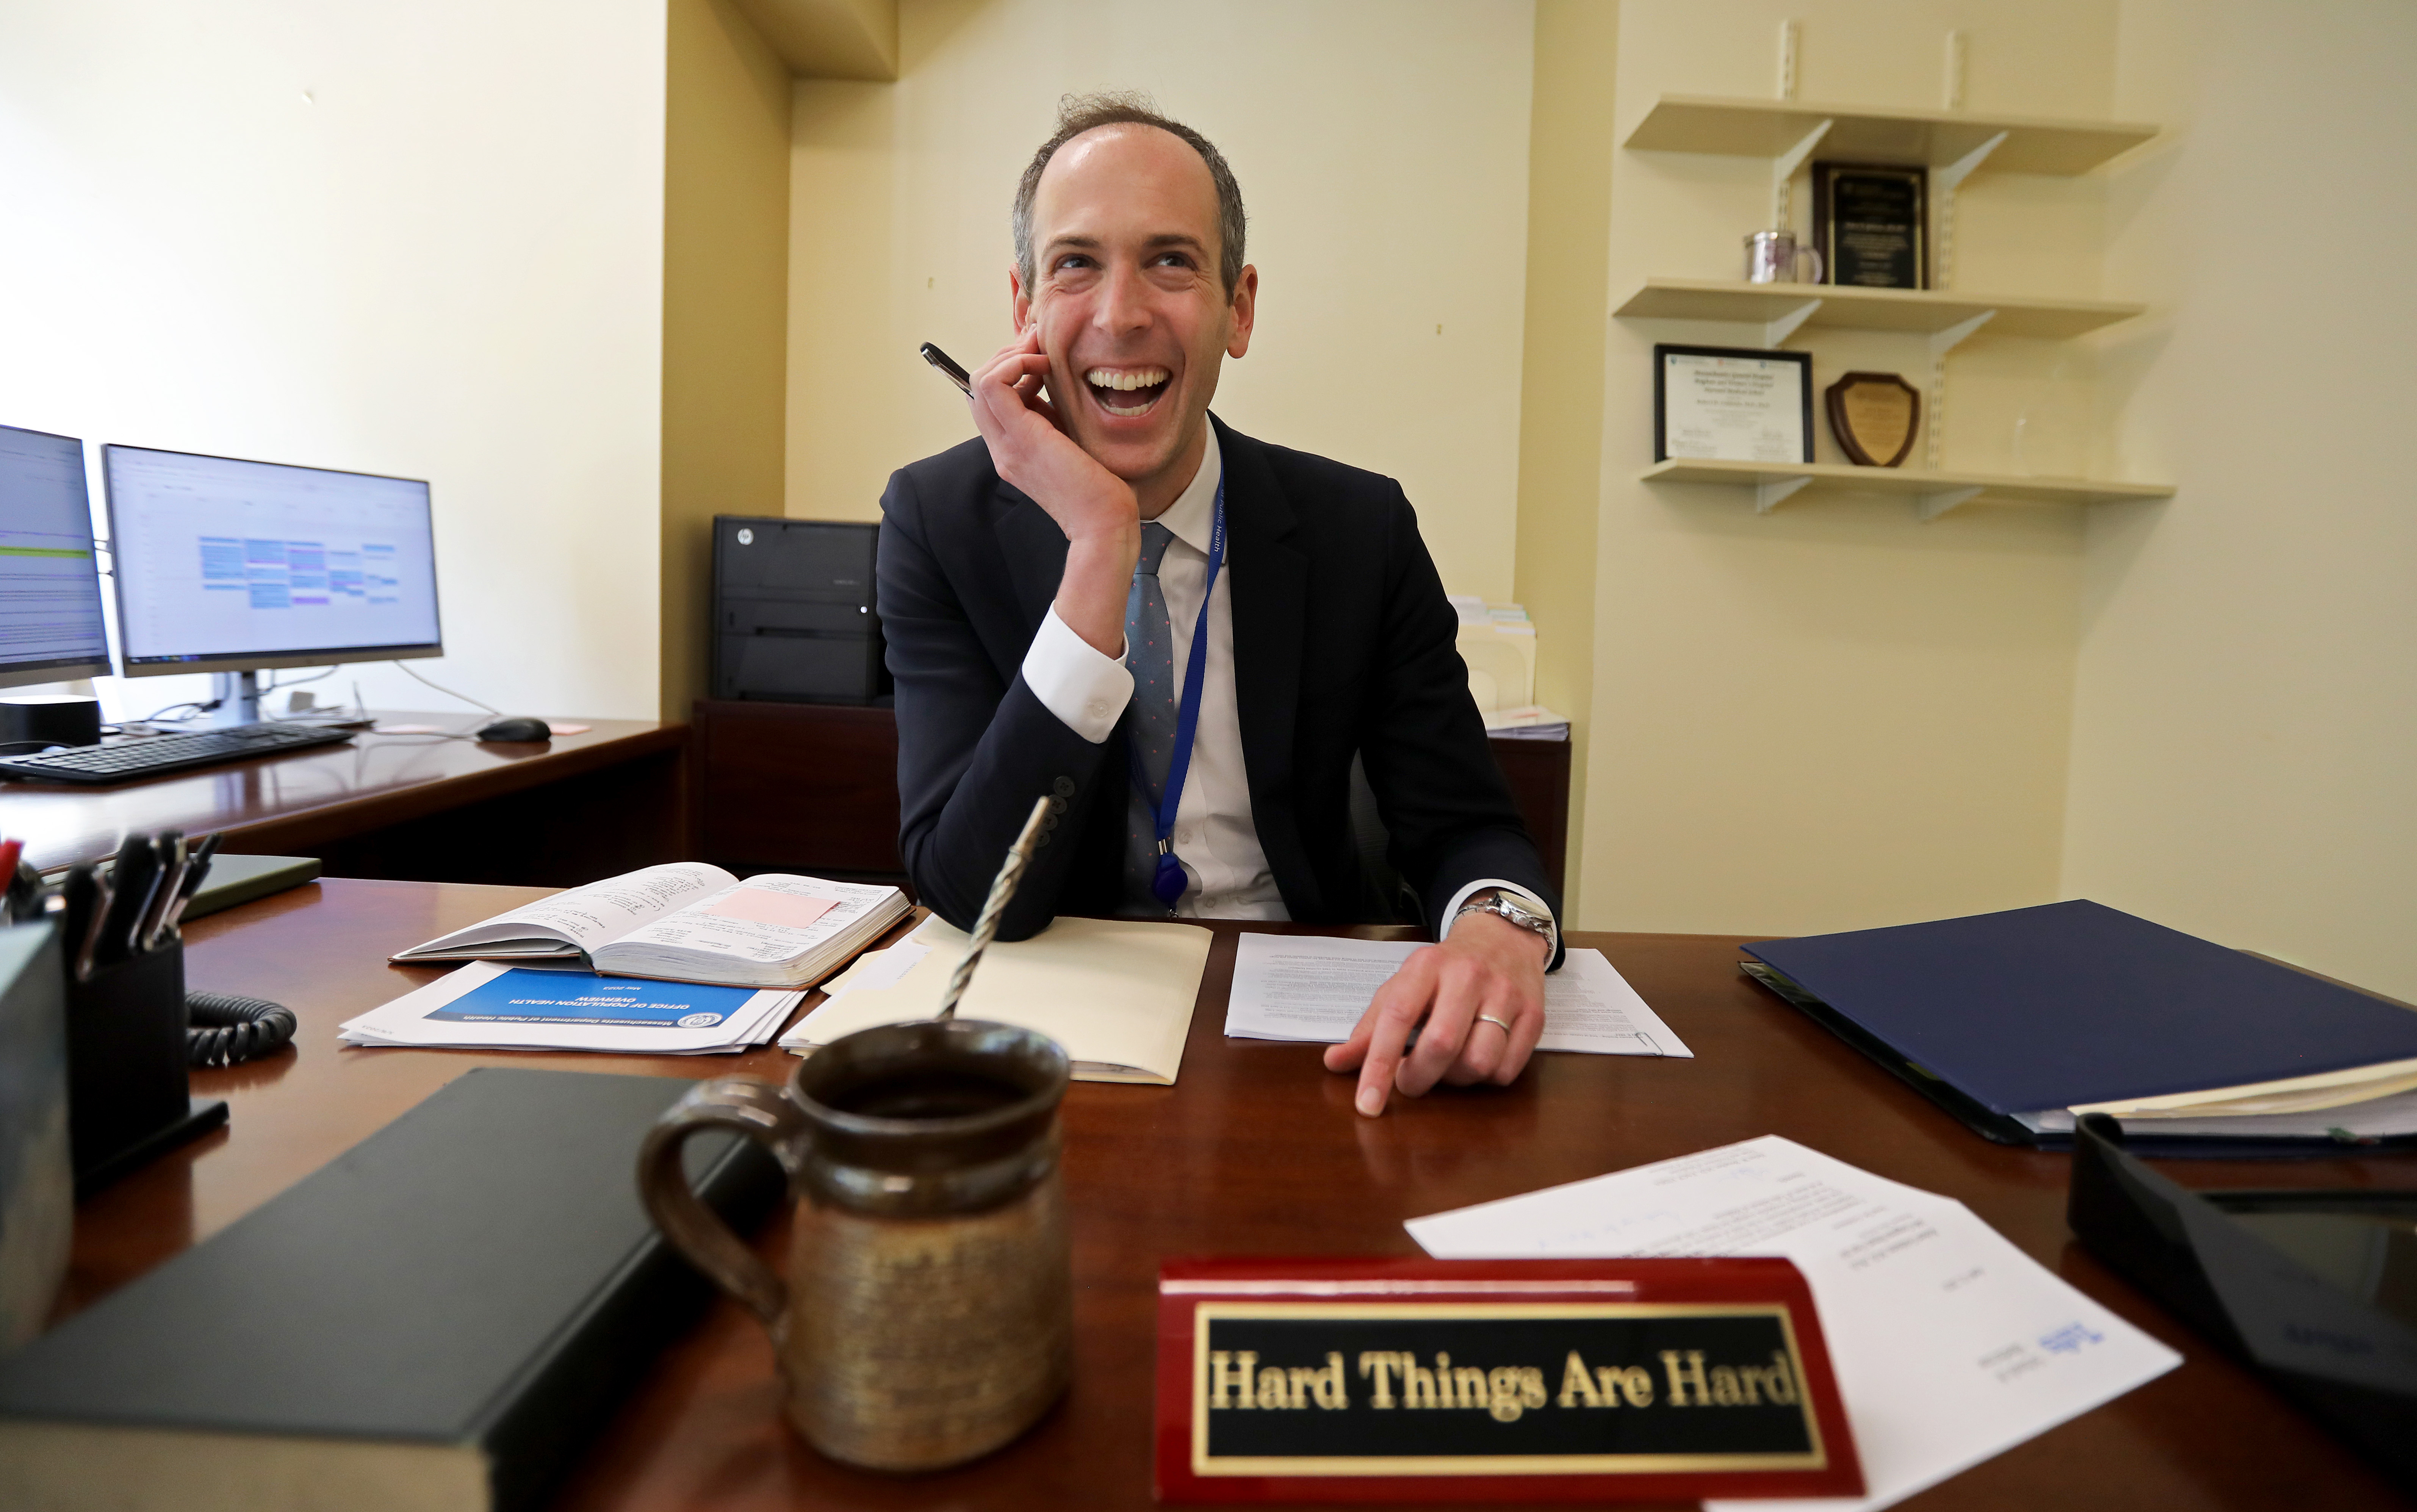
[1405,1136,2178,1512]
[1224,936,1691,1058]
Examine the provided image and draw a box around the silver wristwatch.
[1452,889,1556,959]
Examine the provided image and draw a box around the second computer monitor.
[0,424,114,690]
[102,446,442,676]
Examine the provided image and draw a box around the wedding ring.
[1475,1013,1513,1034]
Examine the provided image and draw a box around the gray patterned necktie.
[1122,522,1179,911]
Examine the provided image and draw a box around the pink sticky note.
[706,889,838,929]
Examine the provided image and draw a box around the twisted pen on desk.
[934,794,1054,1022]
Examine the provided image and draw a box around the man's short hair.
[1013,92,1248,296]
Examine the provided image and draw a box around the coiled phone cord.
[187,990,299,1067]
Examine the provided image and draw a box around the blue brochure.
[426,970,761,1029]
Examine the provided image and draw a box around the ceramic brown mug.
[637,1017,1073,1472]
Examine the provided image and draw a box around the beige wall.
[784,0,2417,995]
[1512,0,1620,919]
[0,0,670,722]
[664,0,794,719]
[1577,0,2124,936]
[2062,0,2417,1000]
[784,0,1538,606]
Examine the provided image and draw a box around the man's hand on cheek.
[1322,910,1548,1117]
[969,327,1137,545]
[970,326,1142,656]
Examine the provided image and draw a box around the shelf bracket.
[1763,298,1823,347]
[1924,310,1996,468]
[1915,486,1984,522]
[1931,130,2008,290]
[1755,476,1815,514]
[1771,120,1833,232]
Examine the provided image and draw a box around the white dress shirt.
[1017,426,1557,954]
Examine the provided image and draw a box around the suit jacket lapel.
[1214,416,1319,916]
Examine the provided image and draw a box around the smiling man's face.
[1013,124,1256,513]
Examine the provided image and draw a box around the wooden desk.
[63,881,2417,1510]
[3,714,687,885]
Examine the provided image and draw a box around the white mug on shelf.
[1745,230,1823,285]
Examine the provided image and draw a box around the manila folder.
[788,916,1210,1085]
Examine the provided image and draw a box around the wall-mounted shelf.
[1641,458,2173,519]
[1613,278,2144,341]
[1624,94,2157,174]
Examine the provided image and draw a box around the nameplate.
[1154,1258,1862,1503]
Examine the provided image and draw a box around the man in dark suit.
[878,95,1561,1116]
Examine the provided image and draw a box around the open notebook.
[780,915,1212,1085]
[390,862,908,989]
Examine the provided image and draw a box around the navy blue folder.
[1744,900,2417,1119]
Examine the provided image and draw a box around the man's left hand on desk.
[1322,908,1548,1116]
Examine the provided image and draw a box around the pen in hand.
[919,341,973,396]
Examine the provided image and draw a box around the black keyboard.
[0,723,359,785]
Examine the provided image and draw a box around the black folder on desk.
[0,1067,781,1512]
[1742,900,2417,1154]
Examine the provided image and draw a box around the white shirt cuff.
[1442,878,1561,967]
[1021,606,1133,745]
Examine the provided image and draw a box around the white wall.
[786,0,1537,605]
[0,0,668,724]
[2064,0,2417,999]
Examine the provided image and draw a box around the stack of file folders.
[1742,900,2417,1155]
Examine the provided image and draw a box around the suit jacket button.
[1052,776,1076,798]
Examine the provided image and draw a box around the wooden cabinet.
[692,699,904,882]
[1487,736,1570,899]
[693,699,1570,901]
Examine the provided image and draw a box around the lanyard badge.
[1127,478,1227,913]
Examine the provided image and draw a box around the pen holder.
[65,939,226,1195]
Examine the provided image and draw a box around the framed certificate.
[1653,346,1814,465]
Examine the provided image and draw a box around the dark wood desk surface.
[65,881,2417,1511]
[4,713,684,874]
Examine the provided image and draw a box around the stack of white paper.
[340,960,804,1055]
[1223,934,1693,1058]
[1405,1136,2181,1512]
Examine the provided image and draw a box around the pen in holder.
[60,833,229,1196]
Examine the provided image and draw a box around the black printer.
[711,516,889,704]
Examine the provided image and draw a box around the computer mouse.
[474,717,553,743]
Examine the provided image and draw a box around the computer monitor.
[102,446,442,714]
[0,425,114,691]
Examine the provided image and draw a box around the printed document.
[1405,1136,2179,1511]
[1224,935,1692,1058]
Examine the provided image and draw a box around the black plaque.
[1194,1309,1824,1470]
[1812,164,1927,290]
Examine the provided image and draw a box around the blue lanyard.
[1128,477,1227,912]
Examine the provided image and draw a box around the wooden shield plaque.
[1825,371,1921,467]
[1155,1257,1863,1503]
